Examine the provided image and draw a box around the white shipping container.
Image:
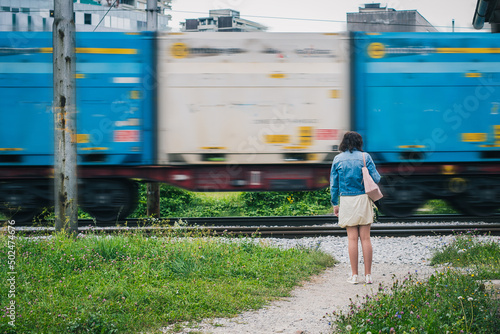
[156,32,350,165]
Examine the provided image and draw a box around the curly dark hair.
[339,131,363,152]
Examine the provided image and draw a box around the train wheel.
[454,178,500,216]
[80,179,138,222]
[377,179,424,217]
[378,200,420,218]
[0,181,48,223]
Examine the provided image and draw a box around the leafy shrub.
[132,184,196,217]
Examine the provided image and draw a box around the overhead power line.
[93,0,118,31]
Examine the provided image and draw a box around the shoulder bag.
[362,153,383,201]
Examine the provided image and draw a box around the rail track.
[6,214,500,238]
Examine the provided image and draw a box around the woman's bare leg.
[346,226,360,275]
[359,224,372,275]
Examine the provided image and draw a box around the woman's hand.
[334,205,339,217]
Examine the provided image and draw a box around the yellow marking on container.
[75,73,85,79]
[462,133,487,142]
[80,147,108,151]
[0,148,23,151]
[125,32,141,35]
[464,73,482,78]
[168,32,185,35]
[129,90,141,100]
[479,144,500,147]
[330,89,341,98]
[441,165,457,175]
[265,135,290,144]
[200,147,226,150]
[436,48,500,54]
[269,73,286,79]
[39,47,137,54]
[367,42,385,58]
[495,125,500,143]
[398,145,425,149]
[171,43,189,59]
[299,126,313,146]
[76,48,138,54]
[75,134,89,144]
[283,146,306,150]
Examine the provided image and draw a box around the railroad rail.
[5,215,500,238]
[9,214,500,227]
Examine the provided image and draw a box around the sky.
[168,0,482,33]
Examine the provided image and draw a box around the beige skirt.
[338,194,374,228]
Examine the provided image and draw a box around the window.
[84,13,91,25]
[21,8,29,13]
[1,7,10,12]
[137,21,146,30]
[11,8,19,13]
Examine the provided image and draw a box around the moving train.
[0,31,499,222]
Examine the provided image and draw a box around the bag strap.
[363,153,367,167]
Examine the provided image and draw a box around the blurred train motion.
[0,31,499,222]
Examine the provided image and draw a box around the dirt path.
[162,263,438,334]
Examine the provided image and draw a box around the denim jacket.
[330,149,381,206]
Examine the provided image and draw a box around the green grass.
[331,232,500,333]
[430,230,500,280]
[416,199,458,214]
[0,229,336,333]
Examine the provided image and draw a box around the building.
[0,0,172,32]
[347,3,438,32]
[181,9,267,32]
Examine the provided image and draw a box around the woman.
[330,131,381,284]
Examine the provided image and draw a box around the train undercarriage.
[0,164,499,223]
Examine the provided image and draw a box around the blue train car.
[0,32,155,221]
[0,31,155,166]
[353,32,500,216]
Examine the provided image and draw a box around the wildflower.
[458,296,463,299]
[468,297,473,301]
[346,325,352,330]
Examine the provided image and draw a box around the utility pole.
[147,0,158,30]
[53,0,78,233]
[146,0,161,218]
